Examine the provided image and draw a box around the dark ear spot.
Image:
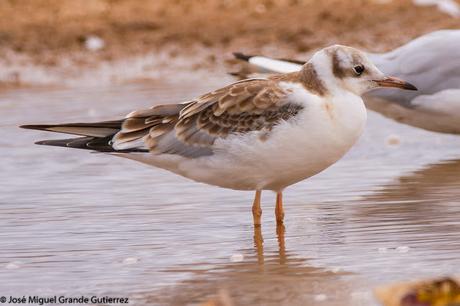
[300,63,328,96]
[332,50,346,79]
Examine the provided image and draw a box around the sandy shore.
[1,0,459,86]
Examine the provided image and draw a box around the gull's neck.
[298,62,328,96]
[272,62,329,96]
[307,52,347,96]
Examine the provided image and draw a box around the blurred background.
[1,1,460,306]
[1,0,460,86]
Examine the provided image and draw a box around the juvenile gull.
[233,30,460,134]
[21,45,416,227]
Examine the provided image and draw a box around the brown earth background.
[1,0,459,85]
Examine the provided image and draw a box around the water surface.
[1,79,460,305]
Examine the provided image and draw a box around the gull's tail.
[232,52,255,62]
[20,103,188,153]
[19,120,138,152]
[232,52,305,74]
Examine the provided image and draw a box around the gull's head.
[308,45,417,96]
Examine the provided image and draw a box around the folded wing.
[22,78,303,158]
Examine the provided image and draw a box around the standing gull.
[21,45,416,227]
[233,30,460,134]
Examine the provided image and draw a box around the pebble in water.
[396,246,411,253]
[123,257,139,265]
[5,261,22,269]
[230,253,244,263]
[385,134,401,147]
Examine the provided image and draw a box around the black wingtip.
[20,124,50,130]
[34,139,68,146]
[405,82,418,91]
[233,52,254,62]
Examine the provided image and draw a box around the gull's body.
[234,30,460,134]
[126,82,366,191]
[22,45,415,227]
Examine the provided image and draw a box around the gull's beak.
[374,76,418,91]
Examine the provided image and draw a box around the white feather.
[248,56,302,74]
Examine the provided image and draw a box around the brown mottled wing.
[112,79,302,157]
[175,79,301,147]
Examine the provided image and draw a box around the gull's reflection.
[374,159,460,198]
[253,226,264,266]
[306,159,460,266]
[253,224,286,266]
[147,224,354,305]
[354,159,460,217]
[276,224,286,265]
[311,159,460,233]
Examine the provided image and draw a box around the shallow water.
[1,79,460,306]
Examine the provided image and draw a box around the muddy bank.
[1,0,459,86]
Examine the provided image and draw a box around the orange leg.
[275,192,284,225]
[252,190,262,226]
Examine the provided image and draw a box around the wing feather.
[112,78,303,157]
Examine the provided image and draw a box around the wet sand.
[1,80,460,305]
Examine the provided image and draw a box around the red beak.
[374,76,417,91]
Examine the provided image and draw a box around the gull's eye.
[353,65,365,76]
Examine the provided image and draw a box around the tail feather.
[232,52,307,66]
[276,57,307,65]
[35,136,147,152]
[22,119,148,152]
[232,52,254,62]
[20,120,123,137]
